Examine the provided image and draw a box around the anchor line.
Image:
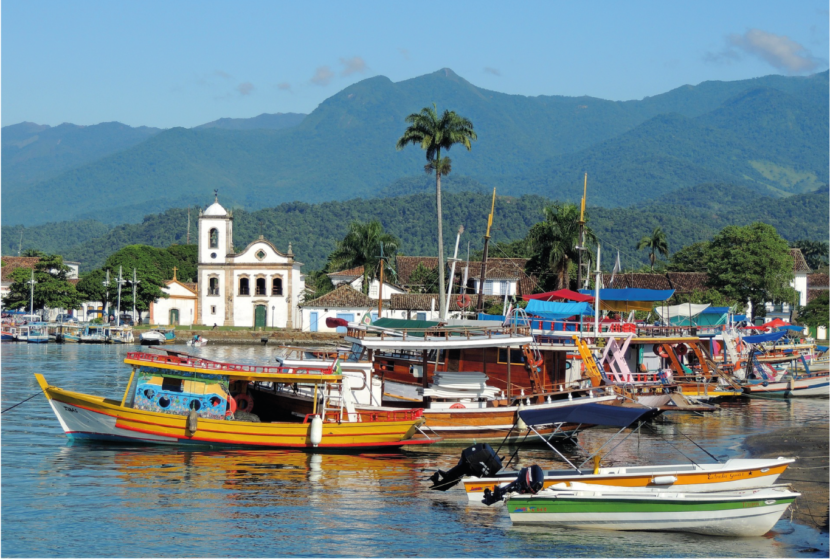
[1,392,41,414]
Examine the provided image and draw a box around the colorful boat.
[80,324,109,343]
[1,325,19,341]
[18,324,49,343]
[504,485,799,536]
[34,351,432,450]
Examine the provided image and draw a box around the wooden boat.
[1,325,19,341]
[106,325,135,344]
[80,324,110,344]
[742,373,829,398]
[504,485,799,536]
[18,324,49,343]
[34,350,432,450]
[56,324,83,343]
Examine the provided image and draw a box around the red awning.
[523,289,595,303]
[742,325,771,330]
[764,318,790,328]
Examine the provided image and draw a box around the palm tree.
[637,226,669,271]
[527,203,596,290]
[396,104,477,319]
[328,220,400,294]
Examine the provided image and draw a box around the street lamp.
[271,305,275,329]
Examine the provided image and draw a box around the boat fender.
[186,409,198,437]
[450,402,466,409]
[651,475,677,485]
[593,455,601,475]
[234,393,254,413]
[456,294,472,308]
[516,403,527,431]
[675,343,688,357]
[225,394,237,418]
[309,415,323,447]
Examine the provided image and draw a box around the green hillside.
[2,69,826,227]
[4,184,827,273]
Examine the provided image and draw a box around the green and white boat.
[506,485,799,537]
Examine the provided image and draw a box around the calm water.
[2,343,828,558]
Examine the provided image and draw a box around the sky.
[2,0,828,129]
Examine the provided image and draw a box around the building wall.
[300,306,373,332]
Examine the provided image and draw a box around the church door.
[255,305,267,328]
[169,309,180,325]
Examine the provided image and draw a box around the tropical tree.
[798,291,828,329]
[790,239,829,271]
[667,241,710,272]
[637,226,669,271]
[21,248,46,257]
[526,203,596,291]
[408,262,440,294]
[328,220,400,294]
[4,255,82,313]
[396,104,477,319]
[705,223,797,320]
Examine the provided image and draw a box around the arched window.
[239,277,250,296]
[272,277,283,296]
[209,228,219,249]
[255,277,266,296]
[209,277,219,296]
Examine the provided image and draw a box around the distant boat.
[106,326,135,344]
[140,330,168,345]
[1,326,19,342]
[80,325,109,344]
[18,324,49,343]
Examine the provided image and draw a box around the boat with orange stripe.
[34,350,435,450]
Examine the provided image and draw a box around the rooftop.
[301,284,375,308]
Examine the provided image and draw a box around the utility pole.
[103,270,111,321]
[116,266,126,326]
[27,269,37,318]
[443,225,464,320]
[18,231,23,256]
[187,208,191,245]
[476,188,497,314]
[593,245,602,337]
[577,173,588,290]
[377,242,386,319]
[130,268,140,323]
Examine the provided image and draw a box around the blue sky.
[2,0,827,129]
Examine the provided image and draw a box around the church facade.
[197,196,303,328]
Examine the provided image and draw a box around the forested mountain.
[1,121,161,188]
[2,69,826,226]
[193,112,306,130]
[4,183,826,273]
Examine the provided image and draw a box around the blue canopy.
[742,331,787,344]
[700,306,730,315]
[779,325,804,333]
[477,313,505,322]
[818,346,829,352]
[518,402,653,428]
[578,288,675,302]
[733,315,748,322]
[525,300,594,320]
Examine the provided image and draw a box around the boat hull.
[463,457,794,501]
[506,488,798,536]
[742,375,829,398]
[35,375,429,450]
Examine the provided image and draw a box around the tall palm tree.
[637,226,669,271]
[396,104,476,319]
[527,203,596,290]
[328,220,399,294]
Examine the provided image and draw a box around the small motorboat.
[140,330,167,345]
[186,335,208,347]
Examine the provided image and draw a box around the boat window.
[209,228,219,248]
[498,348,525,365]
[189,400,202,411]
[272,277,283,296]
[161,377,183,393]
[239,277,250,296]
[158,397,171,408]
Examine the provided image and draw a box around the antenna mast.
[577,173,588,290]
[476,188,497,314]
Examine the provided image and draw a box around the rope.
[1,392,41,414]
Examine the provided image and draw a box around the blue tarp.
[818,346,829,352]
[733,315,748,322]
[578,288,675,302]
[779,325,804,332]
[700,306,730,315]
[477,313,505,321]
[525,300,594,320]
[518,402,653,428]
[742,331,787,344]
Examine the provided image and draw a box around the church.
[197,194,304,328]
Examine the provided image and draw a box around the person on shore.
[212,323,217,330]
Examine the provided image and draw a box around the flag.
[610,250,621,286]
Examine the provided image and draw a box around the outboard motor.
[428,443,502,491]
[482,464,545,505]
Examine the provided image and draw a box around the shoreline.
[743,422,829,534]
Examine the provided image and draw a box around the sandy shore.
[744,423,829,533]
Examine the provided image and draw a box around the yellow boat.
[35,350,432,450]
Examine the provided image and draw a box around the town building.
[300,284,376,332]
[149,269,199,326]
[197,194,303,328]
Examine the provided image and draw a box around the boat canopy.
[517,402,653,428]
[578,288,675,312]
[523,289,595,303]
[779,325,805,333]
[525,300,594,320]
[371,318,441,330]
[701,306,731,315]
[655,303,710,322]
[742,331,787,344]
[764,318,791,328]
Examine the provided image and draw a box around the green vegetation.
[790,239,829,271]
[637,226,669,271]
[408,263,440,293]
[705,223,797,319]
[526,203,596,291]
[397,103,477,317]
[798,292,829,329]
[4,255,82,312]
[327,220,399,294]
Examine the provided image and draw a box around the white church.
[195,194,304,328]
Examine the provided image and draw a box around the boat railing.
[126,351,338,376]
[349,324,532,341]
[302,408,424,424]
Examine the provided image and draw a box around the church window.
[256,250,266,260]
[211,306,216,315]
[272,277,283,296]
[209,228,219,249]
[255,277,267,296]
[239,277,250,296]
[209,277,219,296]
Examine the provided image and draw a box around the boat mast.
[593,245,601,337]
[476,188,497,314]
[377,242,385,319]
[103,270,111,321]
[131,268,140,324]
[443,225,464,320]
[116,266,125,326]
[577,173,588,290]
[27,268,37,318]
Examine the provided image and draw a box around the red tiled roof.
[390,293,505,311]
[807,289,827,303]
[808,273,828,289]
[327,266,364,277]
[395,256,440,285]
[790,249,811,273]
[665,272,709,292]
[602,272,708,293]
[1,257,41,282]
[301,284,374,308]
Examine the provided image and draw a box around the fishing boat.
[34,350,432,450]
[140,330,168,345]
[55,323,83,343]
[80,324,110,343]
[106,325,135,344]
[1,325,19,341]
[503,485,799,536]
[18,324,49,343]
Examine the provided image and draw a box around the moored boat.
[140,330,167,345]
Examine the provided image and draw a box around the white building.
[761,248,812,321]
[149,272,199,326]
[300,284,376,332]
[197,195,303,328]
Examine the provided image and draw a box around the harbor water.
[2,343,827,558]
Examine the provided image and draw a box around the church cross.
[172,266,178,281]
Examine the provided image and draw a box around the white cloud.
[705,28,822,74]
[340,56,367,77]
[310,66,334,86]
[237,82,254,96]
[484,66,501,76]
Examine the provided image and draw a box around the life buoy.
[456,294,472,308]
[675,344,688,357]
[653,344,669,358]
[233,393,254,413]
[225,394,237,417]
[450,402,466,409]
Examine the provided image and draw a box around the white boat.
[18,324,50,343]
[106,326,135,344]
[80,325,109,344]
[186,336,208,347]
[505,485,799,537]
[140,330,167,345]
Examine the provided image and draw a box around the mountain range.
[2,68,827,227]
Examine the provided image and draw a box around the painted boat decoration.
[35,351,434,450]
[504,485,799,537]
